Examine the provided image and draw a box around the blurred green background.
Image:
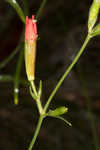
[0,0,100,150]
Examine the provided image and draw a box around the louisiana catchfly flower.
[25,15,38,81]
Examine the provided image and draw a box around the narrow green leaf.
[46,114,72,127]
[55,116,72,126]
[29,86,37,100]
[0,75,13,82]
[91,23,100,37]
[37,80,42,99]
[5,0,25,23]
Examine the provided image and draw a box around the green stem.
[5,0,25,23]
[0,44,20,69]
[0,31,24,69]
[36,99,43,114]
[14,47,24,105]
[27,0,48,148]
[30,81,38,96]
[28,115,44,150]
[30,81,43,114]
[0,75,13,82]
[0,74,29,86]
[44,34,91,112]
[36,0,47,19]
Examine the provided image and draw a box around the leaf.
[29,86,37,100]
[5,0,25,23]
[37,80,42,99]
[90,23,100,37]
[55,116,72,127]
[46,115,72,127]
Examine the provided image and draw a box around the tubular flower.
[25,15,38,81]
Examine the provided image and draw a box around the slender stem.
[0,46,20,69]
[5,0,25,23]
[14,47,24,105]
[36,99,43,114]
[0,74,29,86]
[0,31,24,69]
[44,34,91,112]
[28,115,44,150]
[0,75,13,82]
[27,1,48,148]
[30,81,38,96]
[36,0,47,19]
[30,81,43,114]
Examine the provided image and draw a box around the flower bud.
[48,106,68,117]
[25,15,38,81]
[91,23,100,37]
[88,0,100,33]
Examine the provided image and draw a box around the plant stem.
[0,31,24,69]
[30,81,37,96]
[36,99,43,114]
[30,81,43,114]
[28,34,91,150]
[5,0,25,23]
[36,0,47,19]
[14,47,24,105]
[27,1,48,148]
[0,45,20,69]
[0,74,29,86]
[0,75,13,82]
[44,34,91,112]
[28,115,44,150]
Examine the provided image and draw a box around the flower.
[25,15,37,81]
[25,15,37,44]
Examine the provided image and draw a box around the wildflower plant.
[1,0,100,149]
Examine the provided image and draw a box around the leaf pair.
[90,23,100,37]
[88,0,100,37]
[30,80,42,100]
[46,106,72,127]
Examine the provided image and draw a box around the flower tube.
[25,15,38,81]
